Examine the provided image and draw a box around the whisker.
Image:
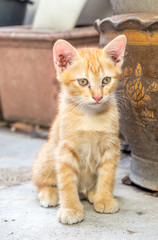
[116,99,130,110]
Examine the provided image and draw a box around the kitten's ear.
[53,39,79,72]
[103,35,127,66]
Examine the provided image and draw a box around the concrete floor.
[0,128,158,240]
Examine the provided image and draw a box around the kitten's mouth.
[89,102,102,105]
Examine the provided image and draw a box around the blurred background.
[0,0,158,130]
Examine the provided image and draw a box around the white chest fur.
[77,114,106,132]
[77,131,102,196]
[76,108,117,133]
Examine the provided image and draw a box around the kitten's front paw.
[58,206,84,224]
[94,198,119,214]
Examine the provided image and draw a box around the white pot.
[32,0,87,31]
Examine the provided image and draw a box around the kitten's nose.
[93,96,103,103]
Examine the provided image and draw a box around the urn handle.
[94,19,101,34]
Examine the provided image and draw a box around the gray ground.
[0,127,158,240]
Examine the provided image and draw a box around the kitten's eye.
[102,77,111,85]
[77,78,89,86]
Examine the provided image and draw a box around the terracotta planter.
[95,13,158,191]
[0,26,99,126]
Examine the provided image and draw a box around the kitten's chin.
[83,102,108,115]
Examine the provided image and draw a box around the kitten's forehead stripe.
[96,53,104,76]
[79,48,104,79]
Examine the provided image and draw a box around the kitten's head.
[53,35,126,113]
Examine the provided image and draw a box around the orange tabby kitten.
[32,35,127,224]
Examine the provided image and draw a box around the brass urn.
[95,13,158,191]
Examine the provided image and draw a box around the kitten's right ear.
[53,39,79,72]
[103,35,127,66]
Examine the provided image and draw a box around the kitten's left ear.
[103,35,127,66]
[53,39,79,72]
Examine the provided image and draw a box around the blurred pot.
[95,13,158,191]
[0,26,99,127]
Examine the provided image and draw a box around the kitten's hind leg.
[87,189,96,204]
[38,186,58,208]
[32,143,59,208]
